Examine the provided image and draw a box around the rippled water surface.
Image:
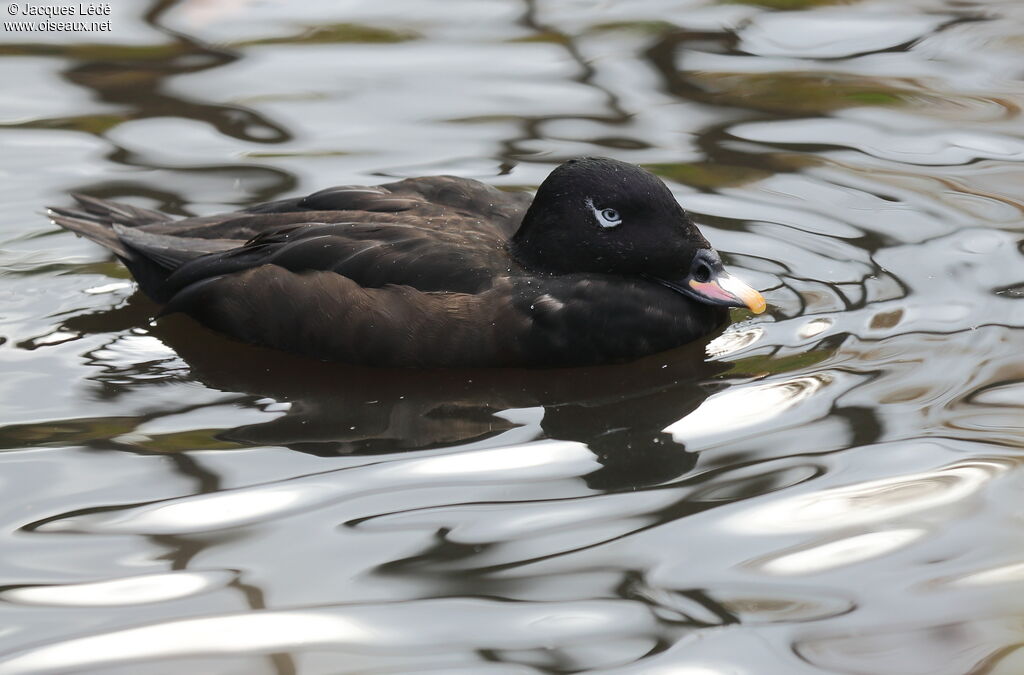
[2,0,1024,673]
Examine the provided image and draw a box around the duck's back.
[54,176,534,301]
[147,175,531,244]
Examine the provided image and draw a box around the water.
[1,0,1023,672]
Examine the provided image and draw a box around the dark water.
[1,0,1023,673]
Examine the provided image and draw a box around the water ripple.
[0,570,234,608]
[663,373,839,447]
[731,114,1024,166]
[737,11,951,59]
[0,598,656,674]
[725,455,1012,534]
[34,441,597,535]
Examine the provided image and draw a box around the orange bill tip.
[690,274,767,314]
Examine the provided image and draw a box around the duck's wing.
[161,265,523,367]
[52,176,529,299]
[123,217,512,303]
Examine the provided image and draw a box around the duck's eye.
[591,204,622,228]
[692,261,712,283]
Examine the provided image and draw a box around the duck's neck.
[509,226,546,272]
[509,210,576,274]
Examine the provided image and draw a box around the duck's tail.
[48,194,170,259]
[48,195,234,302]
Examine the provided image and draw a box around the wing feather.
[163,266,524,367]
[161,221,510,299]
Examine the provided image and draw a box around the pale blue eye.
[587,198,622,228]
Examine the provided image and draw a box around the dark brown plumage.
[49,158,765,367]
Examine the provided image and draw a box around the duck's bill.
[653,271,766,314]
[689,272,766,314]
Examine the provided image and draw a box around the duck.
[49,157,765,368]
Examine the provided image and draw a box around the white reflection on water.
[405,438,582,476]
[704,325,764,358]
[971,382,1024,406]
[0,599,652,674]
[0,611,372,675]
[798,318,833,339]
[939,561,1024,588]
[81,282,131,295]
[755,529,924,575]
[38,482,331,535]
[0,571,233,607]
[37,440,597,535]
[618,666,740,675]
[726,457,1011,534]
[732,114,1024,166]
[738,11,948,59]
[663,374,831,443]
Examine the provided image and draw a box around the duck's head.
[511,157,766,314]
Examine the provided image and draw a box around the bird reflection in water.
[98,303,733,493]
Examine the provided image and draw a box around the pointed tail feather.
[48,195,237,303]
[48,207,133,259]
[47,194,171,260]
[69,194,170,227]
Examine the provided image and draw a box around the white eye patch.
[586,197,622,229]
